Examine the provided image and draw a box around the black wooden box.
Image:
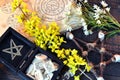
[0,27,63,80]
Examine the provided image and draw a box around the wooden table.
[0,63,21,80]
[0,0,120,80]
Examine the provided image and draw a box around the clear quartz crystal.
[26,53,59,80]
[44,59,57,73]
[34,69,43,80]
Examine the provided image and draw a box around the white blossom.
[93,4,104,14]
[77,2,81,7]
[95,8,103,14]
[84,30,89,35]
[96,20,101,24]
[84,0,88,3]
[89,30,93,34]
[105,7,110,12]
[83,25,88,30]
[94,13,100,20]
[67,16,82,28]
[103,10,106,14]
[76,6,82,15]
[66,25,72,31]
[80,18,85,23]
[82,22,87,27]
[93,4,99,9]
[101,0,108,7]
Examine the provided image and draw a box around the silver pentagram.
[2,39,23,60]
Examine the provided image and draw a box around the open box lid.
[0,27,36,72]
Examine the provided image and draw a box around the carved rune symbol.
[2,39,23,60]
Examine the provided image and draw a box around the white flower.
[66,25,72,31]
[103,10,106,14]
[66,1,72,11]
[93,4,105,14]
[84,30,89,36]
[67,16,82,28]
[82,22,87,27]
[77,2,81,7]
[94,13,100,20]
[76,6,82,15]
[83,25,88,30]
[96,20,101,24]
[93,4,99,9]
[101,0,108,7]
[80,18,85,23]
[65,10,71,15]
[89,30,93,34]
[95,8,103,14]
[84,0,88,3]
[105,7,110,12]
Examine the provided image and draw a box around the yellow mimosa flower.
[74,75,80,80]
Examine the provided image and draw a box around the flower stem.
[105,10,120,28]
[18,5,29,20]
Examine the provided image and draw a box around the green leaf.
[106,30,120,38]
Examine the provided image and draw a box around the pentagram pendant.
[2,39,23,60]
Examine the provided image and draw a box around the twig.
[18,4,29,20]
[78,68,92,80]
[72,39,84,51]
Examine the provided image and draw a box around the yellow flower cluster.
[55,49,91,75]
[11,0,27,12]
[11,0,91,80]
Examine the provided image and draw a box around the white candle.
[112,54,120,62]
[98,31,105,41]
[97,77,104,80]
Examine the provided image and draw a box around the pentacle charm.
[2,39,23,60]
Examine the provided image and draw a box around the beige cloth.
[0,0,34,37]
[0,0,71,37]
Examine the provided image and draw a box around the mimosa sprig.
[11,0,91,80]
